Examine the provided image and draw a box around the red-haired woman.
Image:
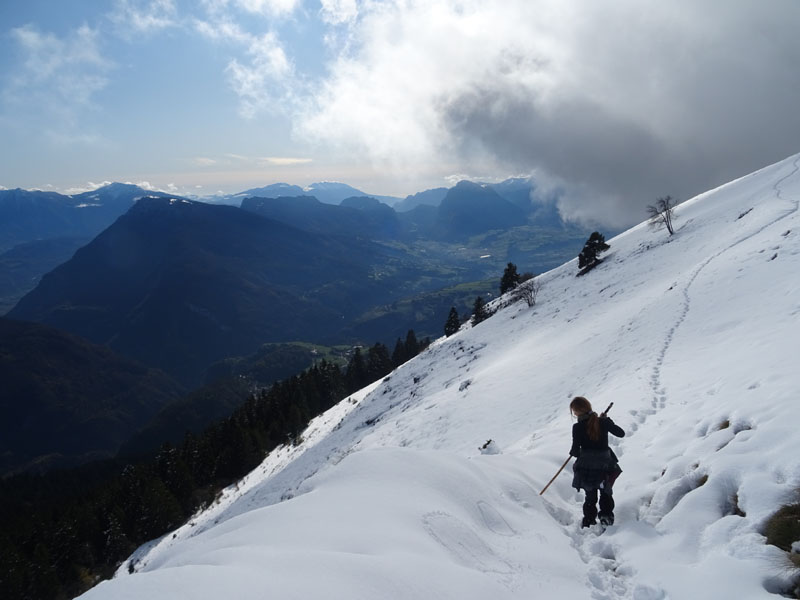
[569,396,625,528]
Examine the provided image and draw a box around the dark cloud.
[436,2,800,227]
[302,0,800,228]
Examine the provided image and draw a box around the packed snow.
[80,154,800,599]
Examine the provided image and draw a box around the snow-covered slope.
[81,154,800,599]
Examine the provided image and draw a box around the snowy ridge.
[83,154,800,599]
[117,380,384,575]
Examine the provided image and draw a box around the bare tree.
[647,195,678,236]
[511,276,542,307]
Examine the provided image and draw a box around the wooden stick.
[539,455,572,495]
[539,402,615,495]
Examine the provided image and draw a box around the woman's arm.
[569,423,581,456]
[602,416,625,438]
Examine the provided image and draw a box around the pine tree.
[391,338,407,367]
[444,306,461,336]
[578,232,610,269]
[345,347,368,391]
[366,342,393,380]
[471,296,491,326]
[500,262,521,294]
[404,330,419,356]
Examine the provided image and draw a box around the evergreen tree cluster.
[444,262,539,336]
[0,333,428,600]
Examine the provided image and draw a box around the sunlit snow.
[80,154,800,599]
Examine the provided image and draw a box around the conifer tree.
[366,342,393,380]
[345,347,368,390]
[471,296,491,326]
[404,329,419,356]
[444,306,461,336]
[392,338,407,367]
[500,262,521,294]
[578,231,610,269]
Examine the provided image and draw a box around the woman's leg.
[582,488,598,527]
[598,489,615,525]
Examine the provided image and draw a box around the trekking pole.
[539,456,572,495]
[539,402,614,495]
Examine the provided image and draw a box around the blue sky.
[1,1,799,226]
[0,1,338,196]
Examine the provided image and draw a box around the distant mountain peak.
[305,181,351,190]
[126,195,206,218]
[235,184,306,200]
[71,182,150,197]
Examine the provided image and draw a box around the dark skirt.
[572,448,622,492]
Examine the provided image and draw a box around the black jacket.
[569,413,625,462]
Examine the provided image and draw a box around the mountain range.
[433,181,527,239]
[210,181,401,207]
[2,175,590,476]
[0,183,173,312]
[0,176,566,315]
[8,197,426,386]
[238,179,566,241]
[240,194,403,239]
[0,182,171,252]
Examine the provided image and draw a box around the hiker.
[569,396,624,528]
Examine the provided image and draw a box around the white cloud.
[64,181,113,195]
[194,18,251,43]
[295,0,800,227]
[201,0,301,18]
[443,172,512,187]
[320,0,359,24]
[111,0,178,34]
[261,156,313,165]
[195,4,295,119]
[226,33,293,117]
[225,153,252,162]
[10,24,112,95]
[191,154,314,172]
[230,32,293,118]
[241,0,301,16]
[198,153,312,166]
[298,1,555,173]
[6,24,113,139]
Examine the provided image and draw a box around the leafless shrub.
[511,277,541,307]
[647,195,678,236]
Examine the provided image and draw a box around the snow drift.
[80,154,800,599]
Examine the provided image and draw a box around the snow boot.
[599,514,614,527]
[581,516,596,528]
